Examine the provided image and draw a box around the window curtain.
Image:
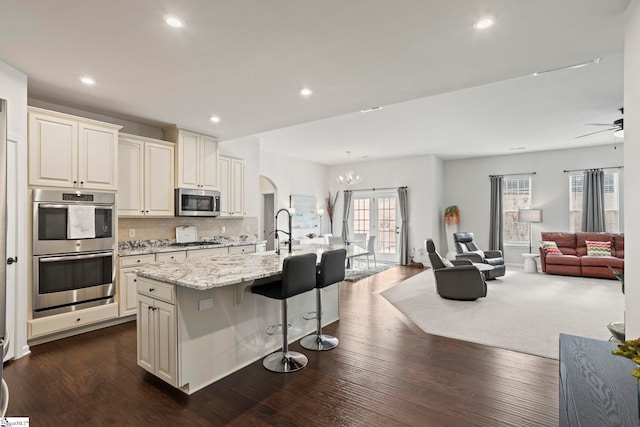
[397,187,409,265]
[581,169,605,232]
[489,175,504,253]
[341,190,353,242]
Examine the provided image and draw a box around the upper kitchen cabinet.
[28,107,121,190]
[163,126,218,191]
[218,156,245,217]
[118,134,175,217]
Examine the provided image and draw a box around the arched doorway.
[260,176,277,250]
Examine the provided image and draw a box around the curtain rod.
[344,186,407,193]
[488,172,536,178]
[563,166,624,173]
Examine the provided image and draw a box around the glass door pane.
[351,193,399,263]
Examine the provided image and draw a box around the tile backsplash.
[118,216,258,242]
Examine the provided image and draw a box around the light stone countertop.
[118,235,258,257]
[135,244,367,290]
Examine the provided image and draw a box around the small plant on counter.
[612,339,640,382]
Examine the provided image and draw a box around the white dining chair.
[327,235,344,245]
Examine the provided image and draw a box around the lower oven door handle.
[39,252,113,263]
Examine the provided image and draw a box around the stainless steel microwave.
[175,188,221,217]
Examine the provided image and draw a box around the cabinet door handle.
[73,181,77,184]
[149,288,155,292]
[6,257,17,265]
[133,279,137,282]
[76,318,81,322]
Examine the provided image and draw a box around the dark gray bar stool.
[251,253,317,372]
[300,248,346,351]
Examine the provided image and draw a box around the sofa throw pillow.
[586,240,612,257]
[541,241,562,256]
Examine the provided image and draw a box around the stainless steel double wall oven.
[32,189,116,318]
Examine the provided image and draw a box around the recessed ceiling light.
[300,88,313,97]
[210,115,221,123]
[80,76,96,86]
[474,17,494,30]
[165,15,184,28]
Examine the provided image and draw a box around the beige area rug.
[380,266,624,359]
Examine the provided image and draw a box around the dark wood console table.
[560,334,638,426]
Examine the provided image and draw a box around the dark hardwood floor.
[4,266,559,426]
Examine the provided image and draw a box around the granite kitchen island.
[134,245,346,394]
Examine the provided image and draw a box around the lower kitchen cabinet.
[118,254,156,316]
[186,247,228,259]
[137,293,177,387]
[228,244,256,254]
[29,303,118,339]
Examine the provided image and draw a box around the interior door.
[263,193,275,251]
[4,138,16,361]
[352,192,399,263]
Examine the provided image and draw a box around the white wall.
[29,98,164,139]
[328,154,443,264]
[624,0,640,338]
[259,150,330,239]
[443,144,624,264]
[0,59,29,359]
[219,135,260,218]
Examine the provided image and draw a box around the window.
[377,197,397,254]
[352,198,370,239]
[351,194,398,259]
[569,172,619,232]
[503,176,531,244]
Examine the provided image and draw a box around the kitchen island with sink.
[134,245,348,394]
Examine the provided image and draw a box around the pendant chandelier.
[336,151,362,185]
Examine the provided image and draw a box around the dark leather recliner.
[453,232,506,279]
[426,239,487,301]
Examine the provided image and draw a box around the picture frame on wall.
[289,195,318,232]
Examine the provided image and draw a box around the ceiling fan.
[576,108,624,139]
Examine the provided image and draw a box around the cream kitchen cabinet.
[218,156,245,216]
[186,247,228,259]
[228,244,256,254]
[163,126,218,190]
[119,251,186,317]
[28,107,121,190]
[118,134,175,217]
[118,254,156,317]
[137,292,177,387]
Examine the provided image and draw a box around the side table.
[522,253,539,273]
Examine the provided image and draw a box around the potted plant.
[444,205,460,260]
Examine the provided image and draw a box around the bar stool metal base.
[263,350,308,372]
[300,333,338,351]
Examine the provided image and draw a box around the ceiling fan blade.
[585,123,615,126]
[575,127,617,138]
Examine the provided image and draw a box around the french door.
[351,192,399,263]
